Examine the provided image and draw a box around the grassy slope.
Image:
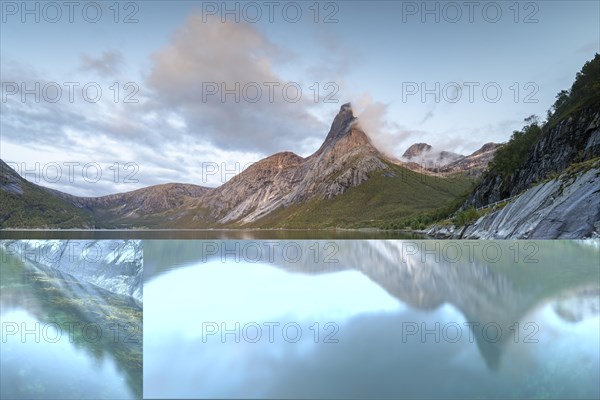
[249,162,474,229]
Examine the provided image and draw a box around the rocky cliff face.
[465,107,600,208]
[0,159,25,195]
[427,122,600,239]
[460,165,600,239]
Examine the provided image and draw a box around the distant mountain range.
[400,141,502,176]
[1,103,481,229]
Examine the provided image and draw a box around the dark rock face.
[465,107,600,208]
[514,108,600,192]
[459,168,600,239]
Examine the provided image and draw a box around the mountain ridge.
[1,103,474,228]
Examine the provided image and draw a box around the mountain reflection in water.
[144,240,600,399]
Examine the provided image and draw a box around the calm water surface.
[144,240,600,399]
[0,229,421,240]
[0,249,142,399]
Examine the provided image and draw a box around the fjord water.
[0,249,142,399]
[144,240,600,399]
[0,229,422,240]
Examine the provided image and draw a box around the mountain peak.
[340,102,353,112]
[323,102,357,144]
[402,143,432,159]
[474,142,502,154]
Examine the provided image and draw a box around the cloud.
[1,14,364,196]
[0,54,294,196]
[351,94,425,158]
[2,14,343,196]
[80,51,124,77]
[400,146,463,167]
[349,95,504,158]
[145,14,328,154]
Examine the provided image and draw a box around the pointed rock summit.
[323,102,358,144]
[316,102,374,155]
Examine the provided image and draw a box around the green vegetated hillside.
[0,161,96,229]
[0,190,96,229]
[546,53,600,128]
[248,163,473,229]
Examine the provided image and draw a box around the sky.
[1,0,599,196]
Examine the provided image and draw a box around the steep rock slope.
[461,164,600,239]
[439,54,600,239]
